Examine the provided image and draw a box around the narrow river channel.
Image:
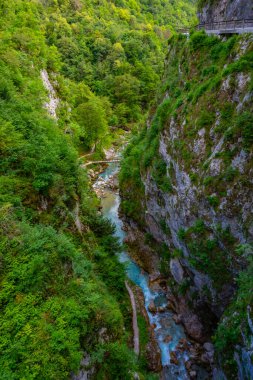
[94,162,190,380]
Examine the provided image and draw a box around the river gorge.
[93,161,202,380]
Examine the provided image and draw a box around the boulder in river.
[189,370,197,378]
[189,346,200,361]
[181,312,205,342]
[148,300,157,313]
[172,314,182,324]
[157,306,166,313]
[176,338,190,351]
[170,351,179,365]
[185,359,192,370]
[163,335,173,343]
[167,301,176,312]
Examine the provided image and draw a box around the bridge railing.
[176,27,192,34]
[197,19,253,31]
[176,19,253,34]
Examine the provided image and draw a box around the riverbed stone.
[167,301,176,312]
[172,314,182,324]
[189,370,197,378]
[148,300,157,313]
[164,335,173,343]
[185,359,192,370]
[177,338,190,351]
[170,351,179,365]
[157,306,166,313]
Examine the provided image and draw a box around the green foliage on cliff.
[120,30,253,378]
[121,31,253,218]
[197,0,216,11]
[152,158,173,192]
[178,221,236,290]
[214,246,253,377]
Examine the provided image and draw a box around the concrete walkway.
[205,26,253,35]
[125,281,140,356]
[177,19,253,35]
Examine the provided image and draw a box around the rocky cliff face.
[198,0,253,23]
[120,31,253,378]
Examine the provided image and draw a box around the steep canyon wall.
[198,0,253,23]
[120,31,253,378]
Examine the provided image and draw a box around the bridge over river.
[81,159,120,168]
[177,18,253,35]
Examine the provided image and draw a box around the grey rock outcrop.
[170,259,184,284]
[120,31,253,378]
[41,69,59,119]
[198,0,253,24]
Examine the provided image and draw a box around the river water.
[95,163,190,379]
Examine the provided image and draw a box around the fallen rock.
[164,335,173,343]
[181,313,205,342]
[203,342,214,353]
[149,272,162,283]
[202,341,214,364]
[179,338,188,345]
[189,347,200,361]
[148,300,157,313]
[170,351,179,365]
[189,370,197,378]
[167,301,176,312]
[185,359,192,370]
[201,351,214,365]
[200,353,210,364]
[176,338,190,351]
[172,314,182,324]
[159,280,167,290]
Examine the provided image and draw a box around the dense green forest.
[0,0,196,379]
[0,0,196,152]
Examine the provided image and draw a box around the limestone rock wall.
[120,32,253,377]
[41,69,59,119]
[198,0,253,23]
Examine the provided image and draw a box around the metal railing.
[197,18,253,32]
[176,19,253,34]
[176,28,192,34]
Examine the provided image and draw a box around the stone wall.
[198,0,253,23]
